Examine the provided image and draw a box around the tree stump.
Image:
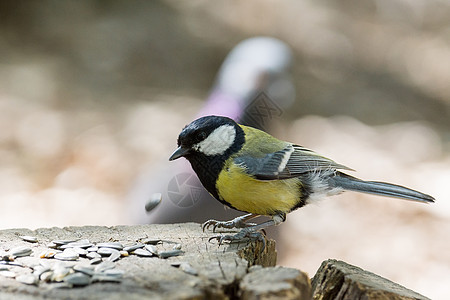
[0,224,430,299]
[240,265,311,300]
[0,223,308,299]
[312,259,429,300]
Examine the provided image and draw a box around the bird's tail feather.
[329,173,435,203]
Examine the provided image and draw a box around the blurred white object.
[199,36,295,122]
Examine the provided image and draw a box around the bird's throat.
[187,154,226,200]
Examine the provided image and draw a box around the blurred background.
[0,1,449,298]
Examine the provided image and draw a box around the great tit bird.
[169,115,435,244]
[130,37,294,225]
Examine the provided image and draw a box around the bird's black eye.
[197,131,207,141]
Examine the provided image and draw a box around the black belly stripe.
[290,178,311,212]
[188,156,242,211]
[188,154,224,200]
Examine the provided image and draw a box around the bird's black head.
[169,116,245,201]
[169,115,244,161]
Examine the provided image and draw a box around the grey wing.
[234,144,353,180]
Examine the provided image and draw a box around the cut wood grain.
[312,259,429,300]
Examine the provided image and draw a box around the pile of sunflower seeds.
[0,236,186,288]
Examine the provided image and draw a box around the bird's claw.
[202,218,256,233]
[207,228,266,251]
[202,219,221,232]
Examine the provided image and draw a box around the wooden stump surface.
[0,223,281,299]
[0,223,430,300]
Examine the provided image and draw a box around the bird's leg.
[202,213,259,233]
[208,213,286,251]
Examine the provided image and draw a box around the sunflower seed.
[52,239,78,246]
[170,261,197,275]
[94,261,115,273]
[40,249,60,259]
[158,250,183,259]
[63,272,91,286]
[179,262,198,276]
[71,247,88,256]
[97,247,120,259]
[47,242,58,249]
[97,242,124,251]
[60,240,93,249]
[86,252,101,260]
[54,249,79,261]
[20,236,38,243]
[144,245,158,255]
[73,265,95,276]
[97,248,110,256]
[40,270,53,282]
[107,250,120,262]
[51,265,71,282]
[140,238,161,245]
[0,270,16,278]
[11,246,32,257]
[91,273,122,283]
[86,246,98,252]
[132,248,153,257]
[89,257,102,265]
[145,193,162,212]
[97,247,120,262]
[120,250,129,257]
[16,274,39,285]
[104,268,124,278]
[172,243,182,250]
[123,243,144,252]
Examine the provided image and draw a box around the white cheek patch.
[193,125,236,156]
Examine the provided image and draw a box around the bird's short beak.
[169,146,190,161]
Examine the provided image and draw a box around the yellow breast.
[215,162,301,216]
